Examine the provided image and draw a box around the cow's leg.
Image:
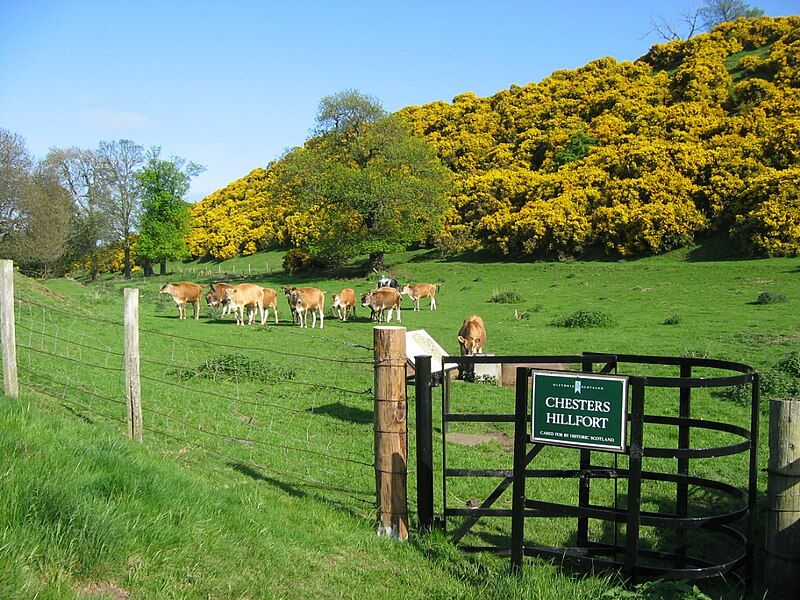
[178,302,185,319]
[387,307,394,322]
[194,299,200,319]
[397,304,402,323]
[431,297,436,310]
[274,304,279,325]
[318,308,324,329]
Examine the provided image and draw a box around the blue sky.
[1,1,797,201]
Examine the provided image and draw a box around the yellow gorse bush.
[188,16,800,260]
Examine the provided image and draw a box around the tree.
[699,0,764,29]
[647,1,763,41]
[313,88,386,137]
[96,140,145,279]
[137,148,204,275]
[11,163,73,276]
[0,128,33,243]
[45,147,109,281]
[275,90,451,272]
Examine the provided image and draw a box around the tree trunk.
[143,261,154,277]
[368,252,384,273]
[159,261,167,276]
[123,246,132,280]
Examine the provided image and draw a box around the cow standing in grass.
[226,283,264,326]
[401,283,439,311]
[160,282,204,320]
[291,287,326,329]
[362,287,402,323]
[261,287,280,325]
[205,283,233,318]
[332,288,356,322]
[282,286,299,324]
[458,315,486,356]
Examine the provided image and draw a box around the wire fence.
[11,289,380,513]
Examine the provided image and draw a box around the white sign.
[405,329,449,373]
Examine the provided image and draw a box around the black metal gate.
[413,353,759,587]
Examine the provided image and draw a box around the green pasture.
[2,244,799,598]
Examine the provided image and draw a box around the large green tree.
[137,148,204,276]
[276,90,452,271]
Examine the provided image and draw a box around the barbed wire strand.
[16,343,125,374]
[22,380,127,425]
[16,295,374,360]
[146,424,373,504]
[18,364,126,407]
[15,319,126,358]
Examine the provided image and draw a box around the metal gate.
[412,353,759,587]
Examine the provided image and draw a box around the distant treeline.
[190,16,800,261]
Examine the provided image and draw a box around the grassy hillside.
[4,246,799,597]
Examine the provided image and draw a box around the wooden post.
[124,288,142,442]
[374,326,408,540]
[766,397,800,598]
[0,260,18,398]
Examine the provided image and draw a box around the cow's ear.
[458,336,466,344]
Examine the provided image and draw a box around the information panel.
[531,371,628,452]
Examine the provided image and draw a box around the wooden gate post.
[766,397,800,598]
[124,288,142,442]
[374,326,408,540]
[0,260,18,398]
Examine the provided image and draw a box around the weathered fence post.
[374,326,408,540]
[124,288,142,442]
[0,260,18,399]
[766,397,800,598]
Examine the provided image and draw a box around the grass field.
[2,243,798,598]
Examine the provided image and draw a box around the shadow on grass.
[308,402,373,425]
[229,462,307,499]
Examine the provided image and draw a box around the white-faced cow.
[226,283,264,326]
[362,287,402,323]
[160,282,204,320]
[332,288,356,322]
[401,283,439,311]
[458,315,486,356]
[291,287,326,329]
[260,287,280,325]
[205,283,233,318]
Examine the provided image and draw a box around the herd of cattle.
[158,277,486,355]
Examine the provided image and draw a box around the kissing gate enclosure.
[412,352,759,587]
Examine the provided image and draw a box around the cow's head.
[361,291,373,307]
[400,285,412,296]
[458,334,484,356]
[159,284,174,294]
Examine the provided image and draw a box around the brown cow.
[282,286,299,324]
[361,287,402,323]
[458,315,486,356]
[401,283,439,311]
[159,282,203,320]
[226,283,264,326]
[260,287,279,325]
[332,288,356,322]
[291,287,326,329]
[205,283,233,318]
